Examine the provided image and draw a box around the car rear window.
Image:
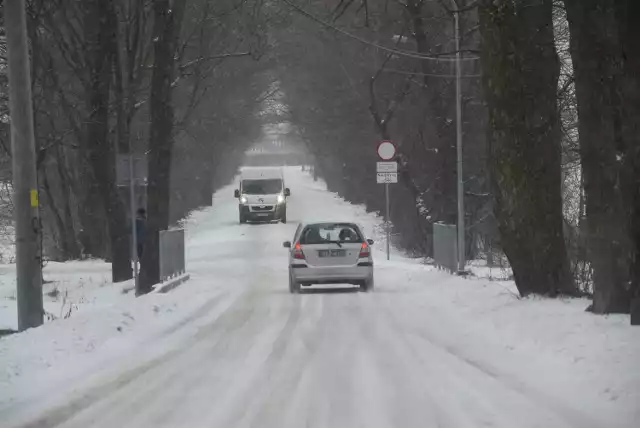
[299,223,363,244]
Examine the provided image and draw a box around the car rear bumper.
[290,265,373,284]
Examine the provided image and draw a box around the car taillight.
[359,242,370,258]
[294,242,305,259]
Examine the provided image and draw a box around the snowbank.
[0,260,114,332]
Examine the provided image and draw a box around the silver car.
[283,222,374,293]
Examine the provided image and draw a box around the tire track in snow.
[369,295,522,427]
[115,289,279,427]
[6,287,247,428]
[252,291,391,428]
[375,294,607,428]
[121,254,298,426]
[89,269,297,428]
[353,292,462,428]
[200,291,314,427]
[76,291,264,427]
[346,294,397,428]
[54,219,296,427]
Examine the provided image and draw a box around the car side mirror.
[283,241,292,248]
[234,189,240,198]
[367,239,374,245]
[284,188,290,197]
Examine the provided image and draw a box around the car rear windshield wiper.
[328,240,343,248]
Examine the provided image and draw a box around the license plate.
[318,249,346,258]
[256,213,268,217]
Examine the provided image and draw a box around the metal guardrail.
[159,229,186,282]
[433,222,458,273]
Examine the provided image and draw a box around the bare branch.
[179,52,251,71]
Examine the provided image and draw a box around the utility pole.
[5,0,44,330]
[452,0,466,274]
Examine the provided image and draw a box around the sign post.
[117,152,147,293]
[128,151,139,294]
[377,141,397,260]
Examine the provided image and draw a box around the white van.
[234,168,290,224]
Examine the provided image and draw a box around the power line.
[280,0,480,63]
[381,68,482,78]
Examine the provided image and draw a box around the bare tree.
[563,0,638,313]
[478,0,575,296]
[277,0,489,257]
[613,0,640,323]
[138,0,187,292]
[83,0,133,281]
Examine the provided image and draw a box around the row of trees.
[1,0,270,291]
[275,0,489,259]
[274,0,639,319]
[2,0,638,320]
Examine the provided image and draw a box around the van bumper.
[240,204,285,221]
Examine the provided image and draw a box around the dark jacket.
[135,217,146,244]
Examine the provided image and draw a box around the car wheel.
[239,215,246,224]
[289,273,300,294]
[280,210,287,224]
[361,277,374,292]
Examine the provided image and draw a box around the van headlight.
[277,194,285,204]
[240,195,248,204]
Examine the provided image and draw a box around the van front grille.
[251,205,274,212]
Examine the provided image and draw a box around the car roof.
[298,221,361,229]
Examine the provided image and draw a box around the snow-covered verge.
[0,181,15,264]
[0,167,638,427]
[0,223,14,264]
[0,261,117,332]
[0,220,244,414]
[466,258,513,281]
[379,264,639,423]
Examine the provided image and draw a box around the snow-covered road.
[1,168,637,428]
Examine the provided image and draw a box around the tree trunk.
[407,1,457,225]
[140,0,186,293]
[564,0,632,312]
[55,146,82,259]
[198,141,214,207]
[77,169,109,258]
[197,172,213,207]
[84,0,131,282]
[41,168,71,260]
[612,0,640,323]
[478,0,575,296]
[485,236,494,267]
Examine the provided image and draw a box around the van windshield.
[242,179,282,195]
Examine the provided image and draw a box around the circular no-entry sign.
[377,141,396,160]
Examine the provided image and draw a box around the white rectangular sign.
[377,172,398,184]
[377,161,397,173]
